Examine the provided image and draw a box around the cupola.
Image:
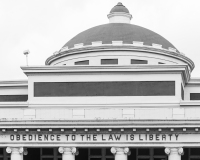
[107,2,132,23]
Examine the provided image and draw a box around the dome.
[63,23,178,51]
[110,2,129,13]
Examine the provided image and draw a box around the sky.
[0,0,200,80]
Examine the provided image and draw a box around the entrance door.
[24,147,167,160]
[136,148,167,160]
[89,148,114,160]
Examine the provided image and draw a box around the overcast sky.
[0,0,200,80]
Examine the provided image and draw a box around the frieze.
[3,133,180,142]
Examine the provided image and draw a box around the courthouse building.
[1,2,200,160]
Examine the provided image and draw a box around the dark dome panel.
[110,2,129,13]
[63,23,178,51]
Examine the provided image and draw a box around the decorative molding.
[178,148,184,155]
[24,148,28,155]
[92,41,102,46]
[2,119,200,128]
[168,47,177,52]
[112,41,123,45]
[45,45,194,72]
[6,147,12,154]
[74,43,84,48]
[0,80,28,87]
[58,147,79,155]
[21,64,190,85]
[110,147,117,154]
[133,41,143,46]
[6,147,24,154]
[0,102,28,108]
[164,148,170,155]
[152,43,162,49]
[165,147,184,156]
[180,101,200,107]
[111,147,131,155]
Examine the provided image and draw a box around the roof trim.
[45,45,195,71]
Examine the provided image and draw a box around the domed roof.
[63,23,178,51]
[110,2,129,13]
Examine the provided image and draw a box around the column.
[165,147,184,160]
[111,147,131,160]
[6,147,27,160]
[58,147,78,160]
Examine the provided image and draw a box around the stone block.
[185,108,200,119]
[73,109,85,116]
[173,108,185,115]
[123,109,135,115]
[85,109,122,119]
[36,109,72,119]
[135,108,172,119]
[73,115,85,119]
[24,109,35,116]
[0,109,23,119]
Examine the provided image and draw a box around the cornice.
[27,102,180,108]
[21,64,188,73]
[180,100,200,107]
[186,78,200,86]
[45,45,195,71]
[21,64,190,84]
[0,80,28,87]
[1,119,200,127]
[0,102,28,108]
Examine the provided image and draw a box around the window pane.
[128,149,136,160]
[75,60,89,65]
[131,59,147,64]
[138,148,150,155]
[90,149,102,155]
[90,158,101,160]
[190,93,200,100]
[0,148,3,155]
[191,148,200,155]
[106,148,112,156]
[42,148,54,155]
[101,59,118,65]
[106,158,114,160]
[77,148,88,160]
[154,148,165,155]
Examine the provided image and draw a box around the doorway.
[130,148,167,160]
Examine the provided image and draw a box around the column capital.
[165,147,184,156]
[111,147,131,155]
[58,147,79,156]
[6,147,24,154]
[23,148,28,155]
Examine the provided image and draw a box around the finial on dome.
[107,2,132,24]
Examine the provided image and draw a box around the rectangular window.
[88,148,113,160]
[181,84,184,100]
[34,81,175,97]
[131,59,147,64]
[0,95,28,102]
[190,93,200,100]
[101,59,118,65]
[75,60,89,65]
